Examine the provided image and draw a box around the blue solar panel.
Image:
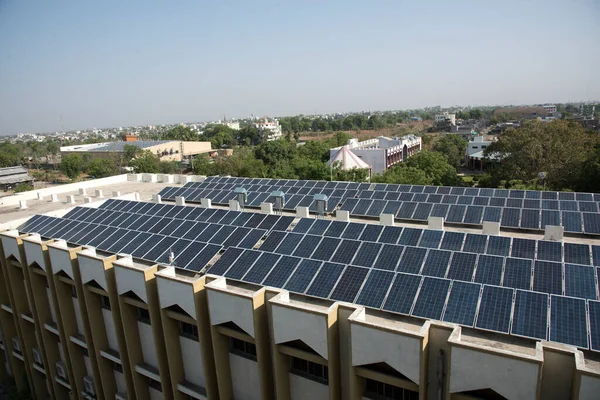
[284,259,323,293]
[511,290,548,340]
[378,226,403,244]
[311,237,341,261]
[564,243,591,266]
[549,295,588,348]
[541,210,561,228]
[564,264,597,300]
[307,219,332,235]
[330,239,360,264]
[418,230,443,249]
[237,228,266,249]
[329,266,370,303]
[242,252,281,284]
[341,222,365,240]
[482,207,502,223]
[589,301,600,351]
[411,277,451,320]
[260,231,287,252]
[359,224,384,242]
[503,257,533,290]
[463,206,484,225]
[398,246,429,274]
[536,240,563,262]
[305,262,345,298]
[292,235,322,258]
[398,228,423,246]
[420,249,451,277]
[382,273,422,314]
[439,232,465,252]
[366,200,388,217]
[593,246,600,267]
[583,213,600,234]
[446,252,477,282]
[262,256,302,287]
[511,238,536,259]
[443,281,481,326]
[476,286,514,333]
[352,242,383,267]
[486,236,511,257]
[446,205,467,223]
[412,203,433,221]
[382,201,402,216]
[323,221,349,238]
[501,208,521,228]
[562,211,583,233]
[275,232,303,255]
[463,233,487,254]
[474,255,504,286]
[373,244,404,271]
[532,260,563,295]
[520,209,540,229]
[397,202,418,219]
[430,204,450,219]
[355,269,395,309]
[224,249,262,279]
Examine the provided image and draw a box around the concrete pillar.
[336,210,350,222]
[84,197,93,204]
[112,191,121,197]
[142,173,157,183]
[379,213,395,226]
[152,194,162,204]
[296,206,310,218]
[229,200,240,211]
[179,175,192,184]
[78,188,87,196]
[544,225,564,241]
[482,221,501,236]
[200,198,212,208]
[260,202,274,215]
[95,189,103,198]
[428,216,445,230]
[66,195,76,205]
[37,192,44,200]
[50,193,59,203]
[18,200,27,209]
[133,192,141,201]
[175,196,186,206]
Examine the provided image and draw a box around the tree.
[403,151,461,186]
[162,126,197,141]
[433,135,467,168]
[192,154,217,176]
[86,158,118,178]
[123,144,142,165]
[334,131,352,147]
[484,120,593,190]
[13,183,34,193]
[331,164,370,182]
[159,161,179,174]
[372,166,433,185]
[60,153,85,179]
[130,150,161,173]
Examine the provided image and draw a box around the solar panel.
[476,285,514,333]
[182,222,209,241]
[536,240,562,262]
[119,232,152,254]
[330,240,360,265]
[564,264,596,300]
[439,231,465,252]
[185,244,222,271]
[237,229,266,249]
[489,198,506,208]
[262,256,302,287]
[260,231,287,252]
[443,281,481,326]
[411,277,451,320]
[430,204,450,219]
[482,207,502,223]
[486,236,511,257]
[293,218,315,234]
[398,228,422,246]
[307,219,332,236]
[462,234,487,254]
[311,237,341,261]
[589,301,600,351]
[323,221,349,238]
[142,236,177,261]
[564,243,591,265]
[305,262,345,298]
[284,259,323,293]
[418,230,443,249]
[541,210,561,228]
[174,242,207,269]
[339,198,359,213]
[511,290,548,340]
[352,199,373,216]
[420,249,451,277]
[130,234,166,258]
[562,211,582,233]
[292,235,322,258]
[355,269,395,309]
[397,202,417,219]
[503,257,532,290]
[580,202,600,213]
[473,255,504,286]
[242,252,281,284]
[273,232,302,255]
[329,266,370,303]
[359,224,384,242]
[378,226,403,244]
[549,295,588,348]
[520,209,540,229]
[463,206,484,225]
[104,230,145,254]
[511,238,536,259]
[352,242,383,267]
[373,244,404,271]
[583,213,600,235]
[446,205,467,223]
[224,249,262,280]
[366,200,388,217]
[196,224,222,243]
[398,246,429,275]
[156,239,193,264]
[594,246,600,267]
[532,260,563,295]
[382,201,402,216]
[340,222,365,240]
[446,252,477,282]
[382,273,422,314]
[500,208,521,228]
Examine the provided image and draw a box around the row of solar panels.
[200,176,600,202]
[340,198,600,234]
[205,245,600,351]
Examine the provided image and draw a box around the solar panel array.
[157,177,600,235]
[17,198,600,352]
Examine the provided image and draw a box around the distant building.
[328,135,422,174]
[465,136,497,170]
[581,104,596,119]
[60,139,211,162]
[435,112,456,128]
[0,166,33,190]
[252,117,282,141]
[225,121,240,130]
[542,104,557,113]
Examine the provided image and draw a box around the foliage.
[130,150,161,173]
[278,112,411,133]
[13,183,34,193]
[59,153,85,179]
[433,135,467,168]
[0,143,21,167]
[159,161,179,174]
[86,158,119,178]
[162,125,198,141]
[403,151,461,186]
[123,144,142,164]
[334,131,352,147]
[372,166,434,185]
[330,164,370,182]
[484,120,594,190]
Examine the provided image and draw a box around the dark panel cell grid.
[532,260,563,295]
[419,249,450,278]
[439,231,465,252]
[446,252,478,282]
[329,266,370,303]
[475,286,514,334]
[305,262,345,298]
[411,277,451,320]
[503,257,533,290]
[355,270,395,309]
[564,264,597,300]
[284,259,323,294]
[330,240,361,265]
[242,252,281,284]
[352,242,383,268]
[549,295,588,349]
[474,255,504,286]
[511,290,548,340]
[564,243,591,266]
[359,224,384,242]
[262,256,302,288]
[382,273,422,315]
[418,230,443,249]
[373,244,404,272]
[443,281,481,327]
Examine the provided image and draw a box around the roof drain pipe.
[437,349,446,400]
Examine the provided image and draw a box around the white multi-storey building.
[252,117,283,141]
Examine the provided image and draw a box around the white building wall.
[157,276,196,319]
[138,322,158,367]
[348,149,386,174]
[289,374,329,400]
[229,354,261,400]
[207,289,255,338]
[271,304,329,359]
[73,298,84,335]
[102,309,118,350]
[180,336,206,388]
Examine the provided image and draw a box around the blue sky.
[0,0,598,135]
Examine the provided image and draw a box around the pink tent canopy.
[328,145,370,170]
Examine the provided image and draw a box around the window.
[71,285,77,298]
[229,337,256,361]
[114,362,123,373]
[364,379,418,400]
[179,321,199,341]
[290,357,329,385]
[137,308,151,324]
[471,146,479,149]
[100,295,111,311]
[481,145,487,149]
[149,378,162,392]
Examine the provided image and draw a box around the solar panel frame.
[532,260,563,295]
[549,295,588,348]
[329,266,370,303]
[443,281,481,327]
[475,285,514,334]
[355,269,395,309]
[411,277,451,320]
[474,254,504,286]
[503,257,533,290]
[511,290,549,340]
[382,273,422,315]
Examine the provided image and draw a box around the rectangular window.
[179,321,199,341]
[149,378,162,392]
[229,337,257,361]
[290,357,329,385]
[364,378,419,400]
[71,285,77,298]
[137,308,151,325]
[100,295,111,311]
[114,362,123,373]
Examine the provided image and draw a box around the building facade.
[252,117,283,141]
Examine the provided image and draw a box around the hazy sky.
[1,0,598,135]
